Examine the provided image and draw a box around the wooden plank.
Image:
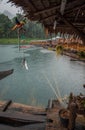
[31,112,46,116]
[8,102,46,114]
[0,111,46,122]
[0,111,46,127]
[34,5,59,15]
[0,123,45,130]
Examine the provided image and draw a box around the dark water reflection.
[0,45,85,107]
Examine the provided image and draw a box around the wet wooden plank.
[0,111,46,122]
[8,102,46,113]
[32,112,47,116]
[0,123,45,130]
[46,100,85,130]
[0,111,46,127]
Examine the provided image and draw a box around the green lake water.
[0,45,85,107]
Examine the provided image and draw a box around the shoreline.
[63,51,85,64]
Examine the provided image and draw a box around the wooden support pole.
[68,101,77,130]
[46,99,53,110]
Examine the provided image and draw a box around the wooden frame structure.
[8,0,85,44]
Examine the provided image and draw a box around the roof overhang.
[8,0,85,43]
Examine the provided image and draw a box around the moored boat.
[0,69,14,80]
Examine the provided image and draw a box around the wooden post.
[46,99,53,111]
[68,100,78,130]
[68,92,73,109]
[18,29,20,51]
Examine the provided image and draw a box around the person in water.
[22,57,29,70]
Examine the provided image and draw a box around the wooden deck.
[46,100,67,130]
[0,100,46,130]
[46,100,85,130]
[0,100,85,130]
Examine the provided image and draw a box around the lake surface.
[0,45,85,107]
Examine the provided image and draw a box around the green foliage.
[0,38,19,44]
[0,13,45,43]
[24,21,45,39]
[0,14,12,38]
[78,51,85,58]
[0,38,42,44]
[56,45,63,55]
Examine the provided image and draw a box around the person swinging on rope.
[22,57,29,70]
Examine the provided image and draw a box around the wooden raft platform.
[0,100,46,130]
[46,100,67,130]
[0,100,85,130]
[46,100,85,130]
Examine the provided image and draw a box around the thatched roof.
[8,0,85,43]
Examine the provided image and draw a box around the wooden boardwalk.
[0,100,46,130]
[46,100,67,130]
[0,100,85,130]
[46,100,85,130]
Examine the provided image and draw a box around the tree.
[0,14,12,38]
[0,13,45,39]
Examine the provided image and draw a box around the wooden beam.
[34,5,60,15]
[41,0,50,8]
[48,25,85,28]
[33,0,84,16]
[40,11,85,22]
[65,2,85,15]
[56,10,85,44]
[40,14,56,22]
[28,0,37,11]
[65,0,85,11]
[60,0,67,15]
